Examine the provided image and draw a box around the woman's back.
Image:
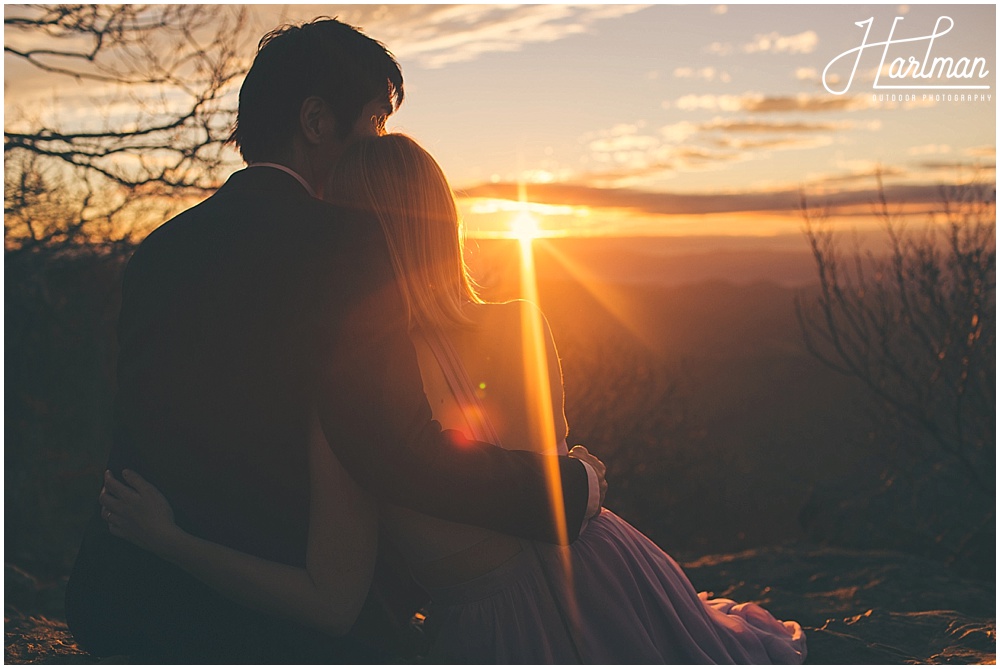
[380,300,568,585]
[332,133,804,663]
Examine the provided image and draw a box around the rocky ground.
[682,545,995,664]
[5,544,995,664]
[5,564,88,664]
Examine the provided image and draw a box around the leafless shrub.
[796,175,995,573]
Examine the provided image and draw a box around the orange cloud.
[672,93,869,113]
[742,94,869,113]
[701,119,844,133]
[461,181,966,217]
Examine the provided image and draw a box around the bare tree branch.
[5,5,254,249]
[797,176,995,495]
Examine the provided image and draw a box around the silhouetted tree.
[796,176,995,575]
[4,4,251,250]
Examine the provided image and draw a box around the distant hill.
[467,235,823,289]
[465,237,881,557]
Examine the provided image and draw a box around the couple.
[66,18,806,664]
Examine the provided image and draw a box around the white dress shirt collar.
[247,162,318,199]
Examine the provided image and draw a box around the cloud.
[795,67,818,81]
[672,93,869,113]
[340,4,651,69]
[701,119,844,133]
[965,145,996,158]
[705,41,734,57]
[460,180,956,217]
[741,94,869,112]
[704,30,819,56]
[584,119,749,181]
[908,144,952,156]
[698,119,838,152]
[743,31,818,55]
[581,113,857,186]
[659,121,701,143]
[673,66,732,83]
[812,164,909,184]
[711,135,834,151]
[675,94,746,112]
[674,146,742,164]
[580,162,679,188]
[588,134,660,153]
[463,181,798,214]
[608,122,645,136]
[916,161,996,172]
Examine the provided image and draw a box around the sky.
[5,4,997,240]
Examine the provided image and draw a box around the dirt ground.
[6,544,994,664]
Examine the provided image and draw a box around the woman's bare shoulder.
[458,301,536,358]
[468,299,544,326]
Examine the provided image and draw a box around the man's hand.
[568,445,607,509]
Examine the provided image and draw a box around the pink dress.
[407,331,807,664]
[424,510,806,663]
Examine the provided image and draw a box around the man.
[66,18,606,663]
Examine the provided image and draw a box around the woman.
[100,134,806,663]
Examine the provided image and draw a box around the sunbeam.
[515,228,567,544]
[511,205,586,649]
[534,239,662,352]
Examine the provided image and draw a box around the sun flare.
[511,206,580,629]
[511,211,542,243]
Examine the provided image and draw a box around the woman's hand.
[99,469,183,556]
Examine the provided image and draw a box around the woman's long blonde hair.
[328,133,483,331]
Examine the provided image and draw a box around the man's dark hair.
[230,17,404,163]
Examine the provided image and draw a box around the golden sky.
[5,4,996,239]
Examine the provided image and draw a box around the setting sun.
[511,211,542,243]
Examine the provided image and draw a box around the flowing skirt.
[424,510,807,664]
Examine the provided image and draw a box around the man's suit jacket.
[65,167,590,661]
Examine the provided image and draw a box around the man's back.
[109,167,345,562]
[66,167,382,661]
